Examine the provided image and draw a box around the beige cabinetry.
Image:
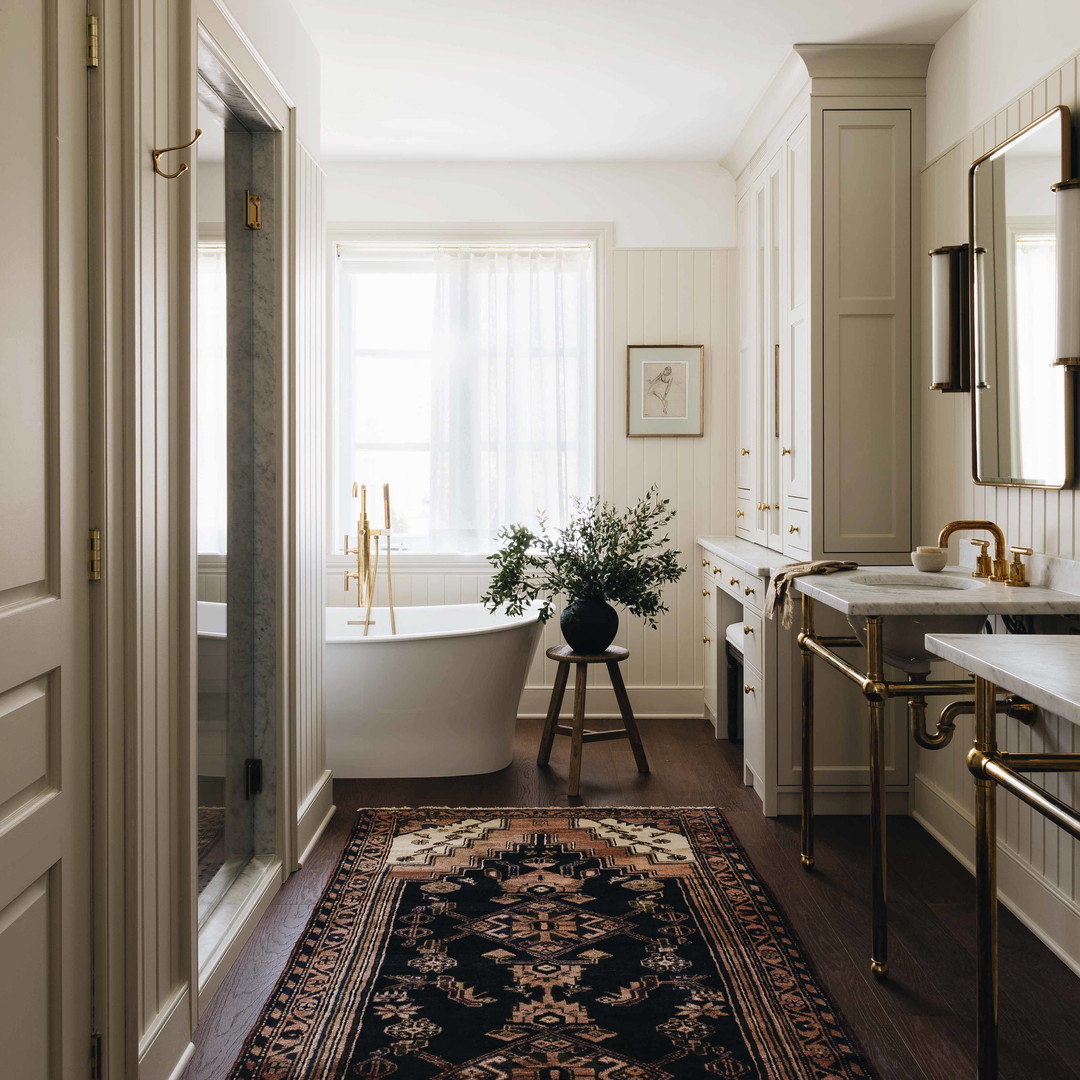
[735,46,927,563]
[711,45,929,816]
[700,538,908,815]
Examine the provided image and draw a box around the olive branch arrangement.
[481,487,685,624]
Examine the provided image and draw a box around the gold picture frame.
[626,344,704,437]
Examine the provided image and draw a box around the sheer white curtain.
[427,247,594,553]
[197,244,228,554]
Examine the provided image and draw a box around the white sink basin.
[847,572,986,591]
[845,573,987,674]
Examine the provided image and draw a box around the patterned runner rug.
[230,807,875,1079]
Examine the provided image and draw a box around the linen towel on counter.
[764,560,858,629]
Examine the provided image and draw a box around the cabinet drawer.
[738,572,764,614]
[741,664,764,784]
[703,617,718,714]
[737,610,763,670]
[783,504,810,557]
[735,496,753,538]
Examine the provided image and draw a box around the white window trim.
[324,220,613,571]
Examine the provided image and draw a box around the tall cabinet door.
[735,192,758,539]
[0,1,92,1075]
[761,152,784,552]
[821,109,912,555]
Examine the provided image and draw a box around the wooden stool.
[536,645,649,797]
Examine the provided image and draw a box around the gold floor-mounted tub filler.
[344,481,397,636]
[797,520,1035,981]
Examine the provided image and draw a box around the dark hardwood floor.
[183,717,1080,1080]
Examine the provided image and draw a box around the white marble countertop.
[793,565,1080,616]
[696,536,792,578]
[924,635,1080,725]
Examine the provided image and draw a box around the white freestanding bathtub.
[325,603,542,778]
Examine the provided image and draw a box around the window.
[334,241,596,555]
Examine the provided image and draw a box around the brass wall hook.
[151,128,202,179]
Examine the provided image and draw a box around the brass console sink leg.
[974,675,1000,1079]
[866,615,889,979]
[799,597,815,870]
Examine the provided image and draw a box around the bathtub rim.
[325,601,542,645]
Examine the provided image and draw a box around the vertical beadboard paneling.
[325,247,736,715]
[919,47,1080,969]
[293,143,330,846]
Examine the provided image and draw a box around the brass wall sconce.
[1053,178,1080,367]
[928,244,970,391]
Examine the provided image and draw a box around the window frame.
[325,221,612,570]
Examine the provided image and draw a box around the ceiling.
[293,0,974,163]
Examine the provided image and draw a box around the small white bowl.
[911,547,947,573]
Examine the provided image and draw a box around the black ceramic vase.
[560,598,619,654]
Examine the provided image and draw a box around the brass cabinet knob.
[788,524,800,534]
[743,624,754,634]
[701,558,709,567]
[743,684,756,694]
[729,577,739,586]
[756,502,768,511]
[702,588,710,597]
[712,566,722,574]
[781,447,792,456]
[744,586,756,596]
[735,510,745,519]
[740,448,750,456]
[703,635,712,644]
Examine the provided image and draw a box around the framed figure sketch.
[627,345,704,437]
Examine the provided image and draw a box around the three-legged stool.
[536,645,649,797]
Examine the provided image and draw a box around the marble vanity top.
[794,565,1080,616]
[696,536,792,578]
[925,635,1080,724]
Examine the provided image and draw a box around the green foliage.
[481,487,685,627]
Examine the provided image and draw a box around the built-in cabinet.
[735,46,925,562]
[707,45,931,815]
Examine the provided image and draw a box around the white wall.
[920,40,1080,973]
[927,0,1080,158]
[326,162,736,248]
[218,0,321,153]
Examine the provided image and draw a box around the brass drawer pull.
[743,625,754,634]
[744,586,756,597]
[702,635,712,644]
[729,577,739,587]
[743,684,756,694]
[712,566,722,574]
[781,447,792,456]
[789,524,800,534]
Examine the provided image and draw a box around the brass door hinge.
[89,529,102,582]
[86,15,99,68]
[245,190,262,230]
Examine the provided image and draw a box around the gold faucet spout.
[936,520,1008,581]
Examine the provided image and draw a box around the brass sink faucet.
[936,520,1009,582]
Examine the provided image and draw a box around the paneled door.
[0,1,92,1076]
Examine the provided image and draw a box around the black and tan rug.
[230,807,875,1079]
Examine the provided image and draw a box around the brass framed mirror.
[969,105,1074,487]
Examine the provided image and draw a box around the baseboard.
[519,685,705,720]
[296,768,335,867]
[913,774,1080,977]
[138,985,192,1080]
[197,857,282,1012]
